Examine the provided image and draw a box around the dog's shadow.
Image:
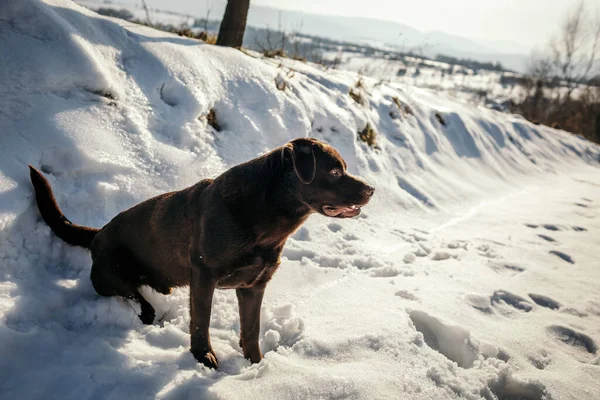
[158,351,267,400]
[0,206,244,399]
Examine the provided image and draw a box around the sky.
[122,0,600,53]
[245,0,600,49]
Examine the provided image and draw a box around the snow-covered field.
[1,1,600,399]
[335,53,521,107]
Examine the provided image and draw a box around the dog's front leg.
[236,284,266,363]
[189,266,218,369]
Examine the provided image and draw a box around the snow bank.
[1,1,599,399]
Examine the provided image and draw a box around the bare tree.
[253,12,287,58]
[254,27,286,57]
[514,1,600,142]
[289,20,303,59]
[203,0,212,33]
[216,0,251,48]
[549,0,600,100]
[140,0,151,25]
[526,50,555,97]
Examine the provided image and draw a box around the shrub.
[263,49,285,58]
[358,122,377,147]
[201,108,221,132]
[392,97,413,117]
[349,76,367,105]
[349,89,363,104]
[96,7,135,21]
[511,85,599,143]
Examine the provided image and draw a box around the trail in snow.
[1,1,600,400]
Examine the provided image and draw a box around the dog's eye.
[330,168,342,177]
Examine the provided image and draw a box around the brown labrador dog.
[29,137,374,369]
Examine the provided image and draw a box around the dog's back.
[30,167,213,292]
[89,178,214,288]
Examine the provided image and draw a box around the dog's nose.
[363,185,375,197]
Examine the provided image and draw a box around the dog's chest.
[216,250,281,289]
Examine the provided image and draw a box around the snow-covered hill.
[1,1,599,399]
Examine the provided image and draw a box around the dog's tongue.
[323,205,360,217]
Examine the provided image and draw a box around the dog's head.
[282,138,374,218]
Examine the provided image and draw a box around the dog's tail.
[29,165,99,248]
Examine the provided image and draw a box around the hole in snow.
[409,310,478,368]
[491,290,534,312]
[548,325,597,354]
[549,250,574,264]
[528,294,561,310]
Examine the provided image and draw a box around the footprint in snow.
[547,325,598,360]
[343,233,359,241]
[367,158,380,172]
[572,226,587,232]
[575,202,589,208]
[528,293,561,310]
[409,310,479,368]
[560,307,589,318]
[528,349,552,370]
[292,227,310,241]
[525,223,539,228]
[327,223,342,233]
[447,241,468,250]
[395,290,418,300]
[549,250,574,264]
[282,248,316,261]
[491,290,534,312]
[488,262,526,276]
[414,244,431,257]
[403,253,417,263]
[538,234,556,242]
[543,224,561,231]
[466,294,494,314]
[476,244,496,259]
[486,376,549,400]
[405,233,428,243]
[431,251,453,261]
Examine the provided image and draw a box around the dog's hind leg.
[91,262,117,297]
[132,291,155,325]
[90,254,156,325]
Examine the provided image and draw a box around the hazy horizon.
[136,0,600,51]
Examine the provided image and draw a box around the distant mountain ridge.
[89,0,531,71]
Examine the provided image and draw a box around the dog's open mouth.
[323,205,362,218]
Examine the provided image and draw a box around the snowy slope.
[1,1,600,399]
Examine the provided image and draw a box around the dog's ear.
[282,139,316,184]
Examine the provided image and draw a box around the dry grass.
[349,89,364,105]
[391,97,413,118]
[512,85,599,143]
[263,49,285,58]
[358,122,377,147]
[204,108,221,132]
[129,19,218,44]
[349,76,368,105]
[197,31,218,44]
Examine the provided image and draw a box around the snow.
[1,1,600,399]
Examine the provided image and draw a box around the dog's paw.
[245,350,263,364]
[192,349,219,369]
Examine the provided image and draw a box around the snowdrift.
[1,1,599,399]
